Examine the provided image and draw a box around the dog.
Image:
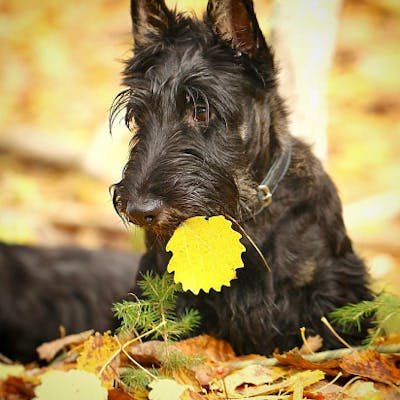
[0,242,138,361]
[111,0,372,355]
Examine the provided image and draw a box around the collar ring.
[257,184,272,207]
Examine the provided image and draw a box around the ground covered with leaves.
[1,333,400,400]
[1,273,400,400]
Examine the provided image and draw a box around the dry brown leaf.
[108,388,135,400]
[174,335,236,387]
[274,349,341,376]
[306,380,354,400]
[127,335,234,367]
[0,376,35,400]
[37,329,94,362]
[126,340,164,366]
[339,349,400,385]
[175,335,236,362]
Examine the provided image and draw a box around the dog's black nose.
[126,198,163,226]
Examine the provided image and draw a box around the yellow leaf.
[215,368,324,398]
[148,379,188,400]
[345,381,382,400]
[37,329,94,362]
[288,369,325,390]
[34,370,107,400]
[222,364,283,391]
[166,216,245,294]
[76,332,120,389]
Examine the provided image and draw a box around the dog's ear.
[130,0,172,47]
[206,0,268,57]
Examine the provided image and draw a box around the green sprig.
[329,292,400,344]
[112,271,202,390]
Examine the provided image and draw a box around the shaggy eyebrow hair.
[110,74,241,133]
[110,48,263,133]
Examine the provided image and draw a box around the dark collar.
[250,141,292,217]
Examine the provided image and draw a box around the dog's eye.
[193,105,208,123]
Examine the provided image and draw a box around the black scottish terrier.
[111,0,372,355]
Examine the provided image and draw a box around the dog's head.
[111,0,289,238]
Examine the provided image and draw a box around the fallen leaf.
[274,349,341,376]
[126,340,164,366]
[76,332,120,389]
[180,389,204,400]
[194,364,232,386]
[307,380,353,400]
[214,368,324,398]
[37,329,94,361]
[373,382,400,400]
[374,333,400,346]
[287,370,326,394]
[34,370,107,400]
[344,380,382,400]
[292,378,304,400]
[170,368,203,392]
[0,376,35,400]
[148,379,188,400]
[304,380,400,400]
[166,216,245,294]
[0,363,24,379]
[222,364,281,391]
[340,349,400,385]
[108,388,135,399]
[175,335,236,362]
[175,335,235,386]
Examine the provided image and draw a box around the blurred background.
[0,0,399,293]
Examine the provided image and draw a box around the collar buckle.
[257,184,272,207]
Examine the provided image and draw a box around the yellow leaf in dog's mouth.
[166,215,245,294]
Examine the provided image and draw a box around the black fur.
[111,0,372,355]
[0,242,138,362]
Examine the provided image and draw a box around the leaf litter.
[1,331,400,400]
